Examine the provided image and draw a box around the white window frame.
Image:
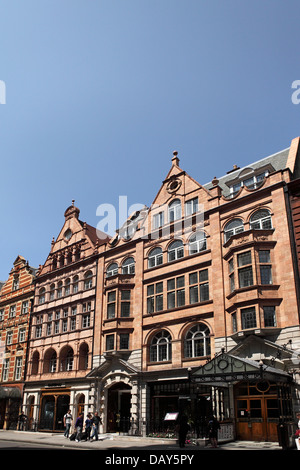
[22,301,29,314]
[2,358,9,381]
[168,240,184,261]
[229,170,269,197]
[106,263,118,277]
[122,258,135,275]
[6,331,13,345]
[168,199,181,222]
[19,328,26,342]
[185,197,198,216]
[153,212,164,229]
[9,305,16,318]
[15,357,22,380]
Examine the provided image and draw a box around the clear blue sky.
[0,0,300,280]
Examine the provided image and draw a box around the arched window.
[224,218,244,243]
[184,324,211,358]
[168,240,184,262]
[31,351,40,375]
[250,209,272,230]
[49,351,57,373]
[67,251,72,264]
[106,263,118,277]
[65,278,71,296]
[150,330,172,362]
[44,349,57,373]
[57,281,63,299]
[50,283,55,301]
[84,271,93,289]
[189,231,207,254]
[121,221,136,240]
[79,343,89,370]
[52,257,57,270]
[59,254,65,268]
[122,257,135,275]
[39,287,46,305]
[168,199,181,222]
[148,247,163,268]
[73,275,79,293]
[74,248,80,262]
[60,347,74,372]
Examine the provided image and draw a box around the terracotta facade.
[22,202,109,431]
[1,136,300,443]
[89,139,300,442]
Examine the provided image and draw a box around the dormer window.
[229,170,269,197]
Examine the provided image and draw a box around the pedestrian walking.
[207,416,220,448]
[75,413,84,442]
[295,412,300,450]
[176,415,190,448]
[63,409,73,438]
[18,411,28,431]
[84,413,93,441]
[90,411,101,441]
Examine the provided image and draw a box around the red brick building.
[88,138,300,444]
[0,256,36,429]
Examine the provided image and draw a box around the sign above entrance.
[164,412,179,421]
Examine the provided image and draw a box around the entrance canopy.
[192,351,292,385]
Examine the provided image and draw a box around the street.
[0,440,70,450]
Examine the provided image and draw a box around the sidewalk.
[0,429,285,451]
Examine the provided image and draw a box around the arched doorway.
[77,394,85,417]
[107,383,131,433]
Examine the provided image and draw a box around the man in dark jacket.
[75,413,84,442]
[90,412,102,441]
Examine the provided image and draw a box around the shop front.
[192,350,295,444]
[0,386,22,430]
[148,379,231,439]
[234,380,293,442]
[39,390,70,432]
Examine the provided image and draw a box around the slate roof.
[203,147,290,197]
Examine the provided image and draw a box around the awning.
[0,387,22,399]
[192,352,293,385]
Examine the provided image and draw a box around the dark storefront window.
[148,381,229,438]
[39,393,70,431]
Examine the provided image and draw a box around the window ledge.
[231,327,281,340]
[227,284,280,300]
[143,299,213,317]
[147,360,172,366]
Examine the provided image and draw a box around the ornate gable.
[37,201,109,276]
